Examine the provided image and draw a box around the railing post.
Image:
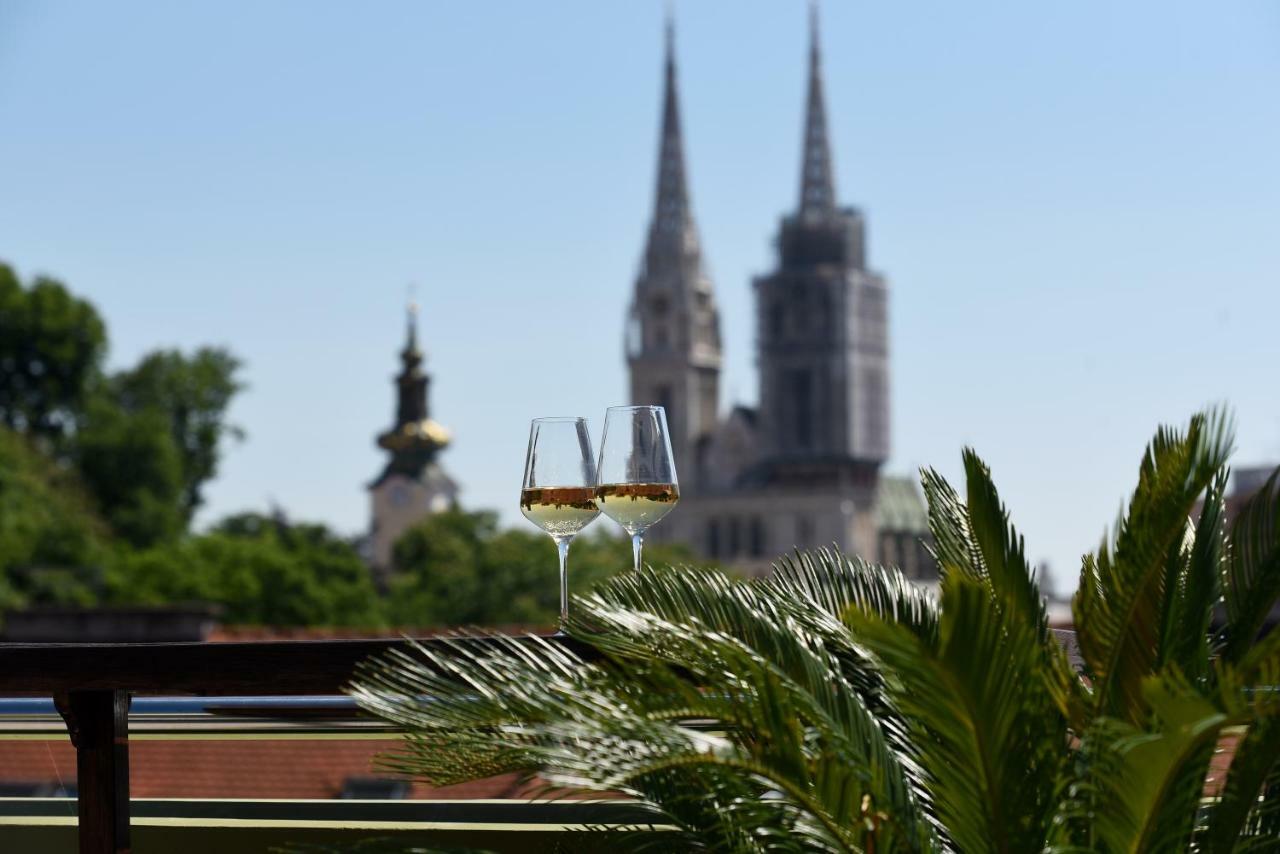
[55,690,131,854]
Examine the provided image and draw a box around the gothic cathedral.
[627,11,934,578]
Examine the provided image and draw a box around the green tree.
[354,408,1280,853]
[0,427,109,608]
[0,262,244,546]
[108,347,244,520]
[106,513,383,627]
[387,510,702,627]
[0,263,107,445]
[75,401,185,548]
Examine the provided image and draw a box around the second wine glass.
[595,405,680,572]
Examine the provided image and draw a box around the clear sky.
[3,1,1278,594]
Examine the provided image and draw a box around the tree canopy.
[388,510,706,627]
[110,348,243,520]
[0,262,243,550]
[0,263,107,445]
[105,511,384,627]
[0,427,109,609]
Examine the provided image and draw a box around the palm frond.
[919,453,1081,723]
[571,569,936,850]
[959,450,1048,633]
[1158,470,1226,683]
[1072,407,1234,723]
[765,547,939,644]
[844,574,1068,853]
[352,599,910,852]
[1221,466,1280,665]
[1199,717,1280,854]
[1050,670,1227,853]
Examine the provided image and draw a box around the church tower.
[753,7,890,484]
[368,303,458,578]
[626,19,723,492]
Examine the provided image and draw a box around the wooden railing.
[0,635,595,854]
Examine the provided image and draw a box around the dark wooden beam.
[0,634,600,696]
[0,631,1081,697]
[55,690,131,854]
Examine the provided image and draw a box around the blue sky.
[2,1,1278,593]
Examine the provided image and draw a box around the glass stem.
[555,536,572,628]
[631,532,644,573]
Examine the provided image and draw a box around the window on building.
[861,368,886,452]
[901,534,917,578]
[728,517,742,557]
[791,370,812,449]
[655,385,673,430]
[770,301,784,339]
[796,516,814,548]
[749,518,765,557]
[707,519,720,558]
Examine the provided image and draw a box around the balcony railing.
[0,635,616,854]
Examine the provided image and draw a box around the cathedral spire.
[645,12,698,270]
[798,2,837,219]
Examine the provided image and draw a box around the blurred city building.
[628,13,934,577]
[366,304,458,579]
[1227,465,1277,522]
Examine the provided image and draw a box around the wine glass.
[520,417,600,627]
[596,405,680,573]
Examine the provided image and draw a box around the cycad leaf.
[920,454,1081,722]
[1072,408,1234,723]
[766,547,939,644]
[576,564,937,851]
[1158,470,1225,681]
[960,449,1046,636]
[1051,671,1226,854]
[353,630,849,852]
[1199,717,1280,854]
[1222,466,1280,665]
[844,574,1067,854]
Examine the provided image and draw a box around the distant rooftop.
[875,476,929,534]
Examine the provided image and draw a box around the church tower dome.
[368,301,458,578]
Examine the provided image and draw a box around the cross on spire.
[401,285,422,363]
[798,2,837,219]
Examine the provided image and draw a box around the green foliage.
[0,261,243,549]
[108,347,244,519]
[106,512,383,626]
[352,407,1280,853]
[0,427,109,607]
[75,401,186,548]
[387,510,701,627]
[0,263,108,445]
[1072,409,1234,725]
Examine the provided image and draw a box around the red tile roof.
[0,739,546,800]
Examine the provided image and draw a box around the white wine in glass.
[520,417,600,627]
[595,405,680,572]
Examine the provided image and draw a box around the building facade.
[367,306,458,580]
[628,13,934,578]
